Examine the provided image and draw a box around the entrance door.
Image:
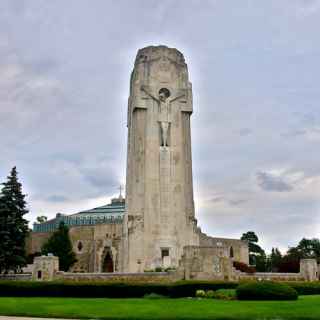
[102,251,114,272]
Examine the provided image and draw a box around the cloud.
[238,128,252,136]
[295,0,320,15]
[256,171,294,192]
[210,196,224,203]
[46,195,69,203]
[208,195,248,207]
[228,199,248,206]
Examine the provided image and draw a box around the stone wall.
[178,246,236,281]
[199,233,249,264]
[0,274,32,281]
[26,231,52,254]
[69,223,122,273]
[238,272,304,281]
[178,247,318,282]
[55,271,179,283]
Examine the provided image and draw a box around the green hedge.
[284,282,320,295]
[0,280,318,298]
[0,280,238,298]
[236,281,298,301]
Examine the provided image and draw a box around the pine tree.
[241,231,267,271]
[42,222,77,271]
[0,167,29,273]
[270,247,282,272]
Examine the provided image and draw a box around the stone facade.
[28,221,122,273]
[178,246,235,281]
[300,259,318,281]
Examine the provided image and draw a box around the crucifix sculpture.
[141,85,185,147]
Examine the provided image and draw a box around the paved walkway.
[0,317,78,320]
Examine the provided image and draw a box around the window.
[37,270,42,279]
[77,241,83,252]
[161,248,169,258]
[230,246,234,258]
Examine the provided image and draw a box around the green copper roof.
[33,197,125,233]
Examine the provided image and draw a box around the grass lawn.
[0,296,319,320]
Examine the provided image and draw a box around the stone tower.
[121,45,200,272]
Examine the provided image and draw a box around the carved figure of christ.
[141,85,185,147]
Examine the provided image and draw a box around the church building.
[28,46,248,276]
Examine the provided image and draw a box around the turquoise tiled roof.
[33,197,125,233]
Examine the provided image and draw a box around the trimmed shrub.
[236,281,298,301]
[284,282,320,295]
[195,290,206,298]
[213,289,237,300]
[169,280,238,298]
[205,290,215,298]
[0,281,169,298]
[233,261,256,274]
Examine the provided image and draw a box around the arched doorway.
[101,249,114,273]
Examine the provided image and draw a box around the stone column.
[300,259,318,281]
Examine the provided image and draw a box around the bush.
[205,290,215,298]
[284,282,320,295]
[236,281,298,301]
[195,290,206,298]
[233,261,256,274]
[213,289,237,300]
[169,281,238,298]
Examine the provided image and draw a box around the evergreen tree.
[269,247,282,272]
[0,167,29,273]
[42,222,77,271]
[241,231,267,271]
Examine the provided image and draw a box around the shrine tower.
[121,45,200,272]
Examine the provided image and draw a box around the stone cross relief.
[141,85,185,147]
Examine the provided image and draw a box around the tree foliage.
[0,167,29,273]
[41,222,77,271]
[36,216,47,223]
[278,238,320,273]
[241,231,267,271]
[268,247,282,272]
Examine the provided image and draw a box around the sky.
[0,0,319,253]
